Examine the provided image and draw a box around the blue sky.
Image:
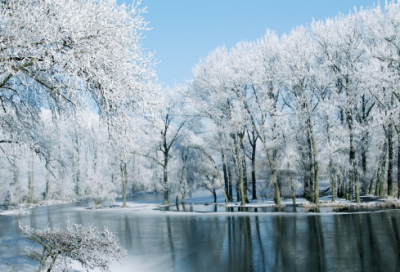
[117,0,378,87]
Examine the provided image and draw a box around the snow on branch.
[19,221,127,272]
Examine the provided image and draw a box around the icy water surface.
[0,192,400,271]
[158,203,394,213]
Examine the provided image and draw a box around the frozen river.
[1,191,400,271]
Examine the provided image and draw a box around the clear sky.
[117,0,379,87]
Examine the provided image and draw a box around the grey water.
[1,192,400,271]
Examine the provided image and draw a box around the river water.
[0,191,400,271]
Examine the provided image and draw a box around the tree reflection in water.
[143,212,400,271]
[1,203,400,271]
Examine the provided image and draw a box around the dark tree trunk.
[251,140,257,200]
[251,160,257,199]
[121,163,128,207]
[232,154,241,203]
[360,94,371,195]
[375,168,381,197]
[239,134,249,203]
[28,154,34,204]
[306,135,314,202]
[368,172,375,195]
[346,79,360,202]
[290,177,296,205]
[387,124,394,196]
[163,153,170,205]
[329,160,336,202]
[242,157,249,203]
[236,182,240,202]
[398,132,400,199]
[337,175,343,198]
[247,129,258,199]
[378,142,388,198]
[361,142,367,193]
[222,152,230,201]
[348,124,355,201]
[227,161,233,201]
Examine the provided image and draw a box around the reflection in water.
[166,216,175,270]
[158,203,397,214]
[0,202,400,271]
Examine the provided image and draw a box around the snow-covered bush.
[84,176,117,209]
[19,221,126,272]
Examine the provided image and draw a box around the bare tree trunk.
[387,124,394,196]
[272,169,281,206]
[121,163,128,207]
[378,142,388,198]
[398,132,400,199]
[177,163,186,205]
[330,160,336,202]
[131,156,135,194]
[13,157,19,204]
[221,151,230,201]
[242,156,250,203]
[332,176,336,203]
[154,153,158,191]
[379,165,386,199]
[251,152,257,200]
[337,175,343,198]
[346,79,360,203]
[354,163,360,202]
[93,144,97,174]
[306,135,314,202]
[85,147,89,195]
[76,134,81,197]
[236,182,240,202]
[236,152,246,206]
[232,140,245,205]
[360,94,371,196]
[13,165,20,204]
[375,168,381,197]
[301,84,319,204]
[232,156,240,202]
[237,134,248,205]
[45,168,50,201]
[28,153,34,204]
[227,159,233,201]
[213,190,217,203]
[163,160,170,205]
[247,129,258,200]
[242,155,249,203]
[290,176,296,205]
[311,130,319,204]
[368,173,375,195]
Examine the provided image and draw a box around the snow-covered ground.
[0,200,75,216]
[2,191,400,218]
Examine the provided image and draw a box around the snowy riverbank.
[2,194,400,217]
[0,200,75,216]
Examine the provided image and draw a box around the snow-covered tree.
[19,221,126,272]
